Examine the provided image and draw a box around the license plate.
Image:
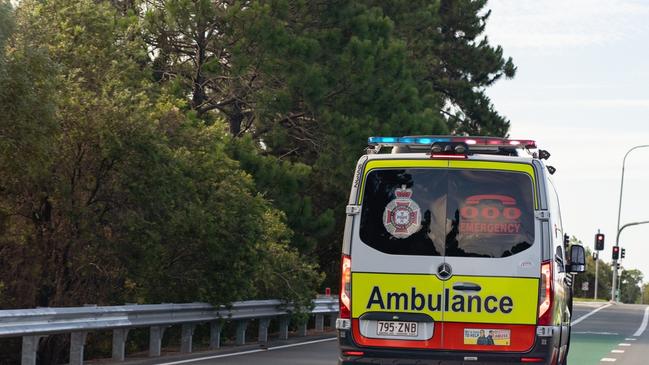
[376,321,418,337]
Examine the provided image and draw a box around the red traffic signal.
[595,233,605,251]
[612,246,620,260]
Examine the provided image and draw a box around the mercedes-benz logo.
[437,263,453,280]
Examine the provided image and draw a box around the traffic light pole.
[594,257,599,300]
[612,221,649,302]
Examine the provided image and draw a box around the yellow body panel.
[352,272,539,325]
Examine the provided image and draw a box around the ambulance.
[336,136,586,365]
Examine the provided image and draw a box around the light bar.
[367,136,536,149]
[368,136,451,145]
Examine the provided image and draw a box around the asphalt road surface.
[568,302,649,364]
[123,302,649,365]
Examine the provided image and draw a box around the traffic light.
[621,248,626,259]
[595,233,605,251]
[612,246,620,260]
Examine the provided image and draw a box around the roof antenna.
[547,165,557,175]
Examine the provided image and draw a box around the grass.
[573,297,609,303]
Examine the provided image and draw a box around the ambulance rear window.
[359,168,535,258]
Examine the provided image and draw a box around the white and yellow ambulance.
[336,136,586,365]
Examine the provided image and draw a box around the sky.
[485,0,649,288]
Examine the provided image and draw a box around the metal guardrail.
[0,297,339,365]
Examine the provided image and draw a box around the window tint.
[359,168,535,258]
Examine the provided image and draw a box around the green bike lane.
[568,302,648,364]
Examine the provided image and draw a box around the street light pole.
[612,220,649,301]
[612,145,649,302]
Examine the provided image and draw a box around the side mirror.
[567,245,586,273]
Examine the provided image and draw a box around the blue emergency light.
[367,137,451,145]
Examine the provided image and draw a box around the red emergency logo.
[459,195,522,234]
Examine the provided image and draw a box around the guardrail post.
[236,320,249,345]
[258,318,271,343]
[181,324,196,353]
[329,313,337,329]
[21,335,43,365]
[70,332,87,365]
[279,316,290,340]
[111,329,129,361]
[149,326,166,357]
[209,321,223,350]
[315,314,324,332]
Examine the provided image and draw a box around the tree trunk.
[228,102,243,136]
[191,29,207,110]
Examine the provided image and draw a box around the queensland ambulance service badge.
[383,185,422,239]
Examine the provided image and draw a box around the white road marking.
[611,350,625,353]
[601,358,617,362]
[156,337,337,365]
[625,338,637,341]
[618,343,631,346]
[572,303,613,326]
[632,306,649,336]
[573,331,618,335]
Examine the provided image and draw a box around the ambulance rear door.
[440,160,540,353]
[350,159,449,350]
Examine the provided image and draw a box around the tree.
[2,0,324,361]
[141,2,517,277]
[620,269,643,304]
[572,241,612,301]
[2,0,323,306]
[0,0,59,307]
[368,0,516,135]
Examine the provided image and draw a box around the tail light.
[521,357,545,363]
[340,254,352,319]
[343,351,364,356]
[538,261,553,325]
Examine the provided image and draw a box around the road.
[124,303,649,365]
[568,302,649,364]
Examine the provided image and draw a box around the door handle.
[452,282,482,292]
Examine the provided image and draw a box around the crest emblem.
[383,185,422,239]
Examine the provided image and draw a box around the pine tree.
[140,0,517,285]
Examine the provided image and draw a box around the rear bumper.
[337,326,560,365]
